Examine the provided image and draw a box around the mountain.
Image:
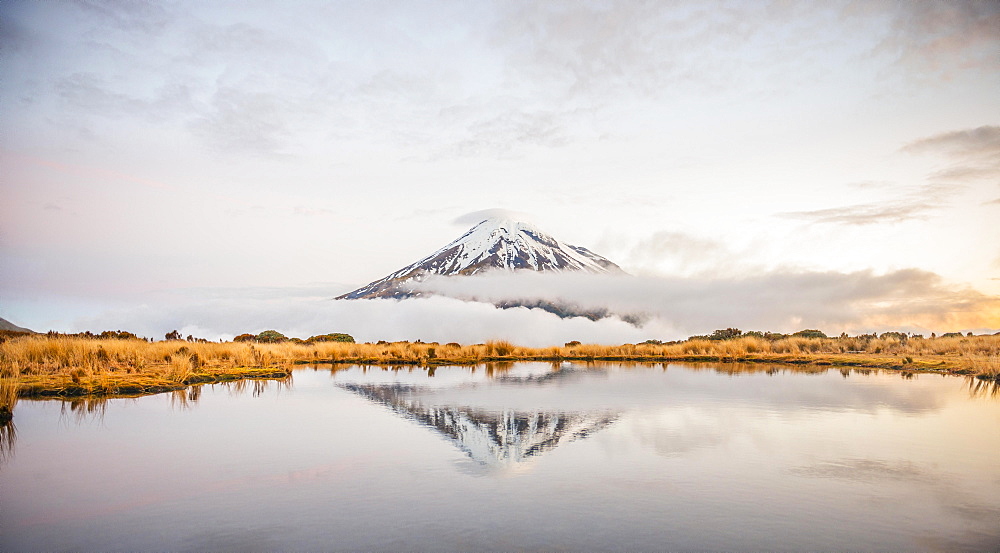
[0,317,33,333]
[337,216,623,300]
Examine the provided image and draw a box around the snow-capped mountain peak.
[337,216,623,300]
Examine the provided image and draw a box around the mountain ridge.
[0,317,34,333]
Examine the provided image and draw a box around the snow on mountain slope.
[337,216,623,300]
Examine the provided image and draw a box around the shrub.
[233,333,256,343]
[710,328,742,340]
[307,333,355,343]
[99,330,141,340]
[792,329,828,339]
[255,330,287,343]
[689,328,743,341]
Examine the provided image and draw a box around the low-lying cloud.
[75,290,651,347]
[75,269,1000,345]
[410,269,1000,337]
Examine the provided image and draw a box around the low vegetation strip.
[15,366,291,398]
[0,332,998,408]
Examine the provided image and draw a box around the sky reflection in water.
[1,363,998,552]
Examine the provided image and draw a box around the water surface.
[1,363,998,552]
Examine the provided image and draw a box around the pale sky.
[2,1,998,342]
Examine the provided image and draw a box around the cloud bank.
[410,270,1000,337]
[76,291,651,347]
[74,269,1000,345]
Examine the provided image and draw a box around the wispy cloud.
[449,109,570,158]
[902,125,1000,159]
[189,87,293,156]
[780,199,937,226]
[779,180,951,226]
[902,125,1000,188]
[491,1,845,101]
[867,1,1000,77]
[54,72,195,124]
[71,0,172,34]
[782,125,1000,226]
[846,180,895,190]
[623,231,732,275]
[452,208,538,226]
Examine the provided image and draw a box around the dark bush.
[689,328,744,341]
[792,329,828,339]
[710,328,742,340]
[307,333,355,343]
[99,330,140,340]
[255,330,287,343]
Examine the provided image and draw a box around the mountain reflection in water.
[340,372,619,467]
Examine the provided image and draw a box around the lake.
[1,362,998,552]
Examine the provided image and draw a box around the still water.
[1,363,998,552]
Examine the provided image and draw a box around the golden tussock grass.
[0,337,292,398]
[1,333,998,400]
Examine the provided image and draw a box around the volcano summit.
[337,216,623,300]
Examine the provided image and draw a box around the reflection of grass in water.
[60,396,110,423]
[678,362,829,377]
[224,375,291,397]
[169,387,198,410]
[328,361,885,380]
[0,420,14,465]
[170,377,292,410]
[967,377,1000,399]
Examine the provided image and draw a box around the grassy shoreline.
[1,334,998,407]
[15,366,292,398]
